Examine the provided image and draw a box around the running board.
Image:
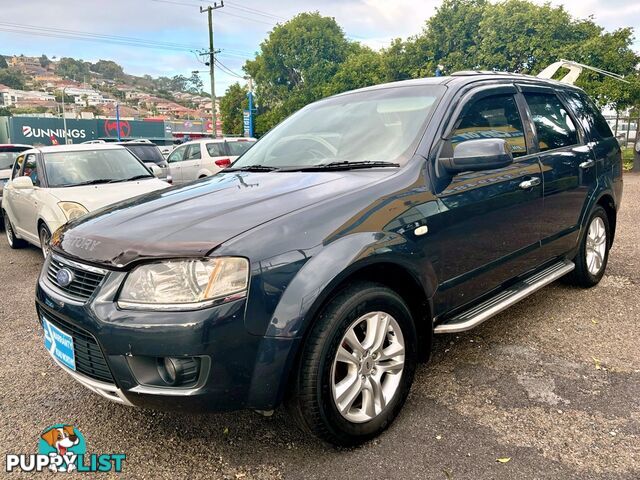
[434,260,575,334]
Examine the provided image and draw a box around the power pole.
[200,1,224,138]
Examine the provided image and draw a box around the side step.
[434,260,575,334]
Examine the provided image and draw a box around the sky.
[1,0,638,95]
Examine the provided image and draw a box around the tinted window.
[125,145,165,164]
[452,94,527,157]
[564,91,613,140]
[524,93,578,151]
[186,144,201,160]
[206,143,226,157]
[22,154,40,186]
[167,145,187,163]
[227,141,255,156]
[0,147,29,170]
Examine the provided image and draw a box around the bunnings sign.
[1,117,169,145]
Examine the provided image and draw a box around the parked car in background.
[2,144,169,256]
[159,145,175,158]
[167,137,256,184]
[36,73,622,445]
[0,144,32,212]
[118,140,172,183]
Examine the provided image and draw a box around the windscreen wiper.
[114,174,155,182]
[279,161,400,172]
[65,178,115,186]
[224,165,279,172]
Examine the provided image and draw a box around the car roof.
[0,144,32,149]
[330,71,583,97]
[180,137,256,145]
[25,144,129,154]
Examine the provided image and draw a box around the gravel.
[1,174,639,479]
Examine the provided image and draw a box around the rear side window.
[11,154,25,179]
[126,145,165,164]
[206,143,226,157]
[564,91,613,140]
[186,144,201,160]
[227,141,255,156]
[452,94,527,157]
[524,93,578,151]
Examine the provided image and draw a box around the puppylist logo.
[5,424,125,473]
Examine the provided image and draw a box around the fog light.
[157,357,200,386]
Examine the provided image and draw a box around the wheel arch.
[595,193,616,245]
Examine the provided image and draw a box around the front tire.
[287,282,418,446]
[3,211,26,249]
[566,205,610,288]
[39,223,52,258]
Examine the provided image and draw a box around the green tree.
[56,57,90,80]
[0,106,11,116]
[324,46,388,96]
[91,59,124,79]
[0,56,8,69]
[244,12,351,133]
[0,68,26,89]
[220,82,248,135]
[39,54,51,68]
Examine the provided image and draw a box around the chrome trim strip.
[117,291,246,311]
[434,260,575,334]
[47,352,133,406]
[128,384,204,396]
[51,253,109,275]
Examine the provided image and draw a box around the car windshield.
[43,148,153,187]
[125,145,165,164]
[227,140,255,156]
[0,149,28,170]
[232,85,444,169]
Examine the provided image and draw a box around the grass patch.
[622,147,635,171]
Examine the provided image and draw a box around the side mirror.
[439,138,514,174]
[12,176,35,190]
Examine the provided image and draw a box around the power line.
[214,58,244,79]
[0,21,199,51]
[216,10,276,27]
[223,2,286,21]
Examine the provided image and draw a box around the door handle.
[579,160,595,169]
[519,177,541,190]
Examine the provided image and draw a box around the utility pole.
[200,1,224,138]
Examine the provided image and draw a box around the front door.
[432,89,544,312]
[11,153,41,240]
[519,86,596,258]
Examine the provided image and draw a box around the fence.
[604,115,640,148]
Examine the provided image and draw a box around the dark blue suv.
[36,73,622,445]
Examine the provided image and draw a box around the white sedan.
[167,137,256,185]
[2,144,169,256]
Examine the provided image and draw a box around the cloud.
[0,0,637,94]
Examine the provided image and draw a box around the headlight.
[58,201,89,221]
[118,257,249,310]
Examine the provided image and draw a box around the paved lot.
[1,175,639,479]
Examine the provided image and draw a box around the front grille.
[46,256,106,301]
[40,307,114,384]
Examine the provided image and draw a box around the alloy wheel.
[331,311,405,423]
[586,216,607,276]
[39,227,51,258]
[4,214,14,247]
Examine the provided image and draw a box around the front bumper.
[36,254,299,412]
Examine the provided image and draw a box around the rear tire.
[3,211,26,249]
[566,205,610,288]
[286,282,418,446]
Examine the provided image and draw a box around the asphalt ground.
[1,174,638,479]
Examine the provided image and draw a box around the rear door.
[181,143,203,181]
[432,86,544,312]
[167,144,188,184]
[519,85,595,257]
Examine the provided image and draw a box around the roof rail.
[537,59,630,85]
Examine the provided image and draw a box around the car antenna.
[537,59,630,85]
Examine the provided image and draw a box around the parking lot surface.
[1,174,639,479]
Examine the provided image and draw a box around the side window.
[186,144,201,160]
[451,94,527,158]
[22,154,40,186]
[206,143,226,157]
[11,154,25,179]
[523,93,578,151]
[167,145,186,163]
[564,91,613,140]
